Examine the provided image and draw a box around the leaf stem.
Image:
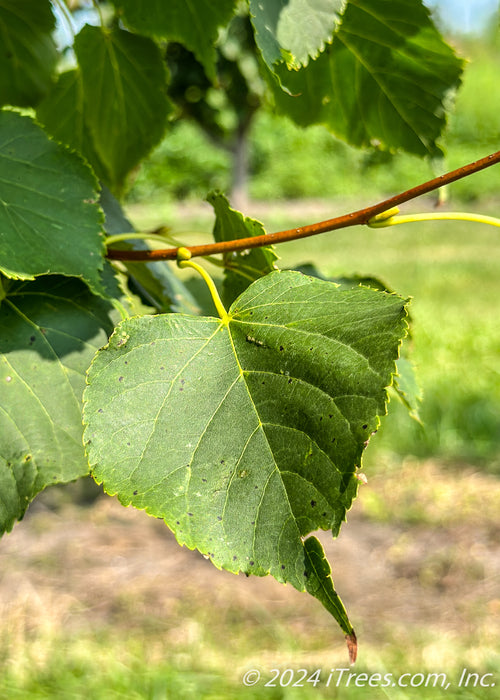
[176,248,229,323]
[106,148,500,262]
[368,210,500,229]
[110,297,130,321]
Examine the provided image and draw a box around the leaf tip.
[346,631,357,665]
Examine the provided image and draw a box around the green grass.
[1,621,498,699]
[1,608,498,699]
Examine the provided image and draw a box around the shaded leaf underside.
[0,111,106,295]
[0,0,58,107]
[111,0,238,81]
[271,0,464,156]
[0,277,116,534]
[250,0,345,69]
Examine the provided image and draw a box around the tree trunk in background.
[230,124,250,210]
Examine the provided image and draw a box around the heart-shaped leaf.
[83,270,408,644]
[74,25,171,194]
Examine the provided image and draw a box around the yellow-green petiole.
[368,210,500,229]
[176,247,229,323]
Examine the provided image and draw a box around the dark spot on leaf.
[332,437,336,443]
[279,346,284,351]
[281,565,285,570]
[127,442,130,446]
[220,459,225,464]
[133,490,138,495]
[179,387,183,391]
[233,555,237,561]
[250,521,255,525]
[29,335,36,343]
[160,366,165,370]
[124,361,128,365]
[150,341,156,345]
[304,571,309,578]
[254,485,258,489]
[217,516,222,521]
[176,521,180,525]
[322,512,327,517]
[288,378,292,384]
[249,561,254,566]
[362,424,368,430]
[187,512,193,517]
[310,500,316,507]
[329,414,333,419]
[319,416,323,421]
[180,379,185,385]
[245,572,249,577]
[118,376,124,382]
[98,408,103,414]
[202,478,207,483]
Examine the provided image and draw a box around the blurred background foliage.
[127,31,500,205]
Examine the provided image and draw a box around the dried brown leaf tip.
[346,631,358,665]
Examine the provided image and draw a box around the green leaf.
[83,270,408,636]
[0,111,106,295]
[74,25,171,194]
[249,0,345,70]
[0,0,58,107]
[111,0,238,82]
[208,191,278,306]
[0,276,117,534]
[36,69,110,184]
[270,0,464,156]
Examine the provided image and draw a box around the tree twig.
[107,149,500,263]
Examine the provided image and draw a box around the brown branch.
[107,149,500,262]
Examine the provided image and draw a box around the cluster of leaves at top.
[0,0,463,655]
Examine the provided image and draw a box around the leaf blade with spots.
[83,270,408,641]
